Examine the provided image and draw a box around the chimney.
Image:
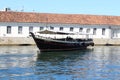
[4,8,11,12]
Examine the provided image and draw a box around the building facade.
[0,11,120,45]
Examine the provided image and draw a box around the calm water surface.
[0,46,120,80]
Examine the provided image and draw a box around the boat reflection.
[37,49,93,61]
[35,49,94,78]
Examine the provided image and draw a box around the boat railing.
[35,35,53,39]
[35,34,94,43]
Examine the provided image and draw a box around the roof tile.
[0,11,120,25]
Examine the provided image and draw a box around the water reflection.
[36,46,120,80]
[0,46,120,80]
[0,46,38,79]
[37,50,89,61]
[35,49,94,79]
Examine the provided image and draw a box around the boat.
[30,31,94,52]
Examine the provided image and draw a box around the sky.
[0,0,120,16]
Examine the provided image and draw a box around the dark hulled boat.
[30,32,94,52]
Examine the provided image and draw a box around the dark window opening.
[79,28,83,32]
[93,28,97,35]
[70,27,73,31]
[102,28,105,35]
[18,26,22,34]
[50,26,54,30]
[60,27,63,31]
[29,26,33,33]
[40,27,44,31]
[86,28,90,33]
[7,26,11,34]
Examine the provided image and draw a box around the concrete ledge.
[93,38,120,46]
[0,37,35,46]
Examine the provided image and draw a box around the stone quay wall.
[0,37,120,46]
[0,37,35,46]
[93,39,120,46]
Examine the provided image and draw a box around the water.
[0,46,120,80]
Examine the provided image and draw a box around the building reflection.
[0,46,38,69]
[68,46,120,79]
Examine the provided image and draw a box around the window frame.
[93,28,97,35]
[29,26,33,33]
[18,26,22,34]
[50,26,54,30]
[70,27,74,32]
[102,28,106,35]
[40,26,44,31]
[59,27,63,31]
[86,28,90,33]
[7,26,11,34]
[79,28,83,32]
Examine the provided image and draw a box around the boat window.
[18,26,22,34]
[40,27,44,31]
[102,28,106,35]
[70,27,74,31]
[86,28,90,33]
[79,28,83,32]
[93,28,97,35]
[7,26,11,34]
[50,26,54,30]
[60,27,63,31]
[29,26,33,33]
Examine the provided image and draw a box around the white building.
[0,11,120,45]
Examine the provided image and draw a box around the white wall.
[0,22,119,39]
[0,22,43,37]
[47,23,111,39]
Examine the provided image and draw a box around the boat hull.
[30,32,94,52]
[35,38,88,52]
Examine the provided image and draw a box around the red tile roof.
[0,11,120,25]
